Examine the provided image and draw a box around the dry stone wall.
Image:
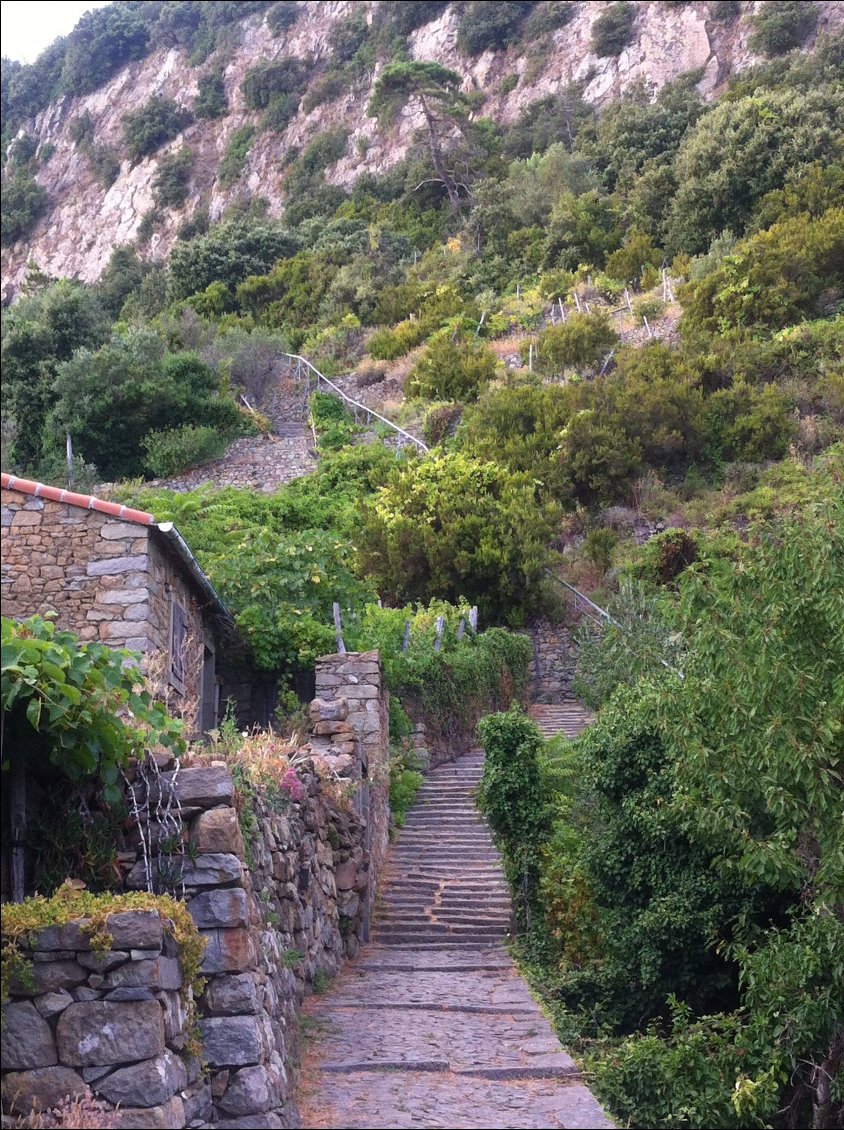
[524,620,578,704]
[1,652,391,1128]
[1,908,200,1129]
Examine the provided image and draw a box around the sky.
[1,0,110,63]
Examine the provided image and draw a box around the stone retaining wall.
[1,908,199,1129]
[525,620,578,703]
[1,652,391,1129]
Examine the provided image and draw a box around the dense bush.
[359,452,559,622]
[241,57,307,109]
[0,168,47,245]
[456,2,536,55]
[408,336,499,401]
[218,126,255,187]
[166,217,298,300]
[748,1,818,56]
[195,71,228,119]
[533,312,618,375]
[142,423,229,477]
[591,2,635,58]
[152,147,194,208]
[122,96,188,163]
[266,1,300,35]
[50,334,242,479]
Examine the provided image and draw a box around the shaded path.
[298,737,612,1129]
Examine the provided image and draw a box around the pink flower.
[281,767,305,804]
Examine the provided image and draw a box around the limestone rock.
[115,1094,185,1129]
[188,887,249,929]
[199,927,255,975]
[56,1000,165,1066]
[165,765,234,807]
[217,1065,275,1116]
[201,973,260,1017]
[33,990,74,1018]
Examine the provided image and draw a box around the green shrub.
[166,216,298,300]
[0,168,48,245]
[423,402,463,445]
[709,0,740,21]
[263,92,299,132]
[591,2,635,57]
[408,337,499,401]
[367,320,429,360]
[702,382,796,463]
[604,231,660,283]
[122,95,188,163]
[584,527,619,575]
[152,147,193,209]
[525,2,578,38]
[748,1,818,56]
[195,71,227,119]
[359,451,559,622]
[301,127,349,173]
[86,144,121,188]
[241,57,307,110]
[478,704,549,921]
[142,423,229,478]
[457,1,536,56]
[389,757,423,828]
[219,126,255,188]
[266,1,301,35]
[533,312,618,375]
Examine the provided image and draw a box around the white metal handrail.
[282,353,429,454]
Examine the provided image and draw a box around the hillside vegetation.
[1,3,842,1127]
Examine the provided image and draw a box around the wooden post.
[528,343,534,372]
[402,620,411,652]
[332,603,346,655]
[662,268,668,303]
[457,618,465,641]
[573,291,582,314]
[433,615,445,652]
[643,316,653,339]
[625,288,633,316]
[469,606,478,632]
[516,283,521,300]
[66,433,74,488]
[584,301,591,314]
[558,297,565,322]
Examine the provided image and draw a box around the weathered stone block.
[1,1066,89,1115]
[33,990,74,1018]
[163,765,234,807]
[0,1001,57,1069]
[217,1065,274,1116]
[182,1080,213,1124]
[115,1094,184,1129]
[199,927,255,974]
[94,1049,187,1108]
[107,910,164,950]
[191,807,244,856]
[77,950,129,973]
[200,974,259,1017]
[188,888,249,930]
[101,521,145,540]
[30,959,87,994]
[56,1000,165,1066]
[308,697,348,722]
[86,554,149,577]
[101,956,181,992]
[313,719,353,736]
[334,860,357,892]
[198,1016,263,1068]
[180,853,243,887]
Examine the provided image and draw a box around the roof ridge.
[1,472,156,527]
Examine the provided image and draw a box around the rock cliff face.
[2,0,842,296]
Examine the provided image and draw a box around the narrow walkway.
[298,745,612,1128]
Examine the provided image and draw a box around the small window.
[169,600,188,694]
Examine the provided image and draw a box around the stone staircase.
[374,753,512,946]
[529,701,595,741]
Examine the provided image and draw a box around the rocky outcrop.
[3,1,842,297]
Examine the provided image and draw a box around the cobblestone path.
[298,746,612,1129]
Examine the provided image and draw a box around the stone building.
[1,472,250,735]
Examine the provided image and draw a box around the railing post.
[332,602,346,656]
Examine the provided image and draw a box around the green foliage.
[166,217,298,300]
[591,2,636,58]
[308,391,361,451]
[667,87,842,255]
[218,126,255,188]
[195,70,228,119]
[748,1,818,57]
[478,704,549,921]
[142,423,229,477]
[266,1,300,35]
[50,333,242,480]
[241,57,307,110]
[456,2,537,56]
[359,452,558,622]
[0,167,47,246]
[1,616,184,804]
[532,311,618,374]
[408,336,499,401]
[1,279,110,470]
[544,190,622,269]
[389,754,423,829]
[122,95,188,164]
[153,147,194,209]
[604,231,661,282]
[709,0,740,21]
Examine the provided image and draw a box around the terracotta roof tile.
[1,473,156,526]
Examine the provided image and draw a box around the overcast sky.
[1,1,110,63]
